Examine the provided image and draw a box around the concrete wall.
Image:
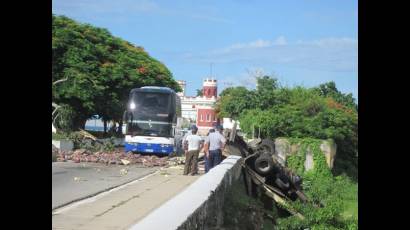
[52,140,74,151]
[274,138,337,171]
[129,155,243,230]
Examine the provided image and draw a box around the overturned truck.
[223,127,315,219]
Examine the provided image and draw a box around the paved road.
[52,166,200,230]
[52,162,158,210]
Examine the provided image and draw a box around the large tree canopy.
[52,15,180,130]
[216,76,358,179]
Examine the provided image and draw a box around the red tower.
[202,78,217,98]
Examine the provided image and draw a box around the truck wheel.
[259,138,276,155]
[275,178,290,190]
[254,153,274,175]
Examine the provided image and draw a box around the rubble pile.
[52,144,59,162]
[55,149,169,167]
[52,145,59,155]
[167,156,185,166]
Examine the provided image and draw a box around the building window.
[207,114,210,121]
[200,114,203,121]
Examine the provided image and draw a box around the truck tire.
[275,178,290,190]
[254,153,274,175]
[259,138,276,155]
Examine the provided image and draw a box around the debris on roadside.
[198,160,205,173]
[78,129,98,141]
[52,144,59,162]
[121,159,130,165]
[167,156,185,166]
[120,168,128,176]
[54,148,172,167]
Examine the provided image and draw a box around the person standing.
[205,125,226,172]
[183,125,203,176]
[203,128,215,173]
[181,127,192,155]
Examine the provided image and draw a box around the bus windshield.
[129,92,172,122]
[127,121,172,137]
[126,91,173,137]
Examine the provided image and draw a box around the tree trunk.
[103,120,107,134]
[117,120,123,135]
[72,118,87,131]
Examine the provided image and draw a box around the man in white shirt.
[205,125,226,172]
[183,125,203,175]
[181,129,191,154]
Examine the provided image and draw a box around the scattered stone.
[120,168,128,176]
[55,148,175,167]
[121,159,130,165]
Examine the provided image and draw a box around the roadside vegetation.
[216,76,358,229]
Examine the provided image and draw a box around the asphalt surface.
[52,165,200,230]
[52,162,158,210]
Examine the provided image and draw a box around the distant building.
[178,78,219,135]
[176,80,186,98]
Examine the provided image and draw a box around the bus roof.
[130,86,175,94]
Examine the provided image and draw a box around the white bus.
[123,86,181,155]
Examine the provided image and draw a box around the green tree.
[52,15,180,131]
[313,81,357,111]
[215,87,255,119]
[216,75,279,119]
[196,89,203,96]
[254,75,278,108]
[217,76,358,179]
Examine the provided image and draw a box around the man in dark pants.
[183,125,203,175]
[205,125,226,172]
[203,128,214,173]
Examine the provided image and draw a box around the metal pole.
[252,124,255,139]
[258,127,260,139]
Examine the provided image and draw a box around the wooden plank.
[262,185,305,220]
[243,165,305,220]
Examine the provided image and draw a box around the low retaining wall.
[129,155,243,230]
[52,140,74,151]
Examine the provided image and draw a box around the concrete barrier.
[129,155,243,230]
[52,140,74,151]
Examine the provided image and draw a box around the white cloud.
[227,39,272,50]
[249,39,273,48]
[273,36,287,45]
[184,36,357,73]
[217,36,287,54]
[218,67,265,93]
[311,37,357,47]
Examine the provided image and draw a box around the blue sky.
[52,0,358,101]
